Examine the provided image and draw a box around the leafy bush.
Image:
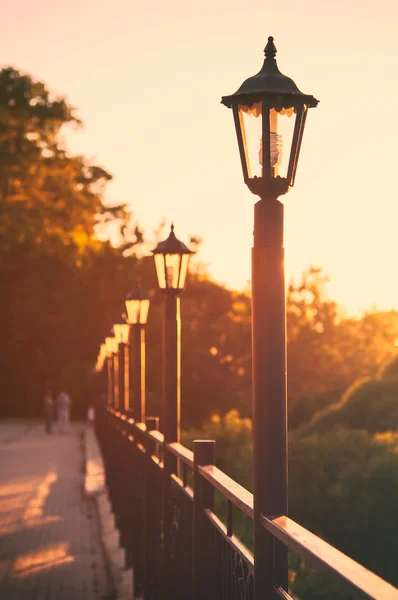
[298,355,398,437]
[183,412,398,594]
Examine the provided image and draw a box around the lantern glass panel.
[139,299,150,324]
[269,107,295,178]
[125,299,140,324]
[113,324,123,344]
[238,102,262,179]
[105,337,114,355]
[178,254,190,289]
[113,323,130,344]
[111,338,118,354]
[165,253,181,289]
[154,254,166,289]
[238,103,298,180]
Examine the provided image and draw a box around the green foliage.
[289,429,398,587]
[298,353,398,437]
[378,354,398,380]
[0,67,143,417]
[184,412,398,595]
[182,409,253,490]
[0,67,116,259]
[286,268,398,428]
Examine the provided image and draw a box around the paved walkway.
[0,422,113,599]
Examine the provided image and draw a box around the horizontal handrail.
[204,508,254,567]
[167,442,194,468]
[199,465,254,520]
[148,429,164,444]
[101,408,398,599]
[134,422,147,432]
[262,515,398,600]
[274,587,294,600]
[171,473,194,500]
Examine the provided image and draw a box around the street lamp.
[105,335,119,409]
[152,224,193,442]
[153,224,193,598]
[113,318,130,414]
[221,35,318,200]
[125,285,150,423]
[95,343,107,373]
[222,37,318,599]
[153,224,192,294]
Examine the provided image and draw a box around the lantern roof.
[126,282,150,302]
[221,36,319,109]
[152,224,194,255]
[113,316,128,326]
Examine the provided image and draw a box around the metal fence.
[96,406,398,600]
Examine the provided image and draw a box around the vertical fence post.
[252,198,288,599]
[193,440,215,600]
[143,416,159,597]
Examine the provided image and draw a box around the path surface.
[0,422,113,599]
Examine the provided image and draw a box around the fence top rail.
[205,508,254,568]
[199,464,254,520]
[133,422,147,432]
[148,429,164,444]
[263,515,398,600]
[167,442,194,468]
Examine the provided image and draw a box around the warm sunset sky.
[2,0,397,314]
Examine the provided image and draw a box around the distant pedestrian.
[87,405,95,428]
[43,390,54,434]
[57,391,71,433]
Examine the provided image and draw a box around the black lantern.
[105,335,118,356]
[152,224,193,293]
[112,317,130,345]
[221,36,319,200]
[125,286,150,325]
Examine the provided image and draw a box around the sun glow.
[12,543,74,579]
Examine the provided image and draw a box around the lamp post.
[113,318,131,413]
[105,335,119,409]
[125,285,150,423]
[221,37,318,599]
[152,224,193,597]
[152,224,193,442]
[95,343,107,373]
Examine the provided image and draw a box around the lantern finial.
[264,36,277,59]
[170,223,175,233]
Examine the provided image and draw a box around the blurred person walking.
[43,389,54,434]
[57,390,71,433]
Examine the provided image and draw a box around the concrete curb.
[84,427,134,600]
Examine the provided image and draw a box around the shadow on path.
[0,424,113,599]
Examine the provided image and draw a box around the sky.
[2,0,398,315]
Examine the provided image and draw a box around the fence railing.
[96,407,398,600]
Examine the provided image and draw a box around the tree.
[298,354,398,436]
[289,429,398,589]
[286,268,398,429]
[0,67,139,417]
